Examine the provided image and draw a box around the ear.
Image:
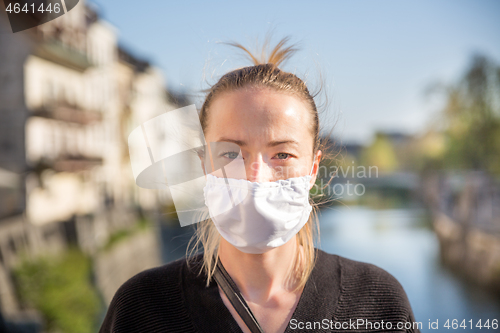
[309,150,322,190]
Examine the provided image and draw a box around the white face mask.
[203,165,314,254]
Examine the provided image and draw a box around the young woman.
[99,38,420,333]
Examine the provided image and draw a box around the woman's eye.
[275,153,291,160]
[222,151,239,159]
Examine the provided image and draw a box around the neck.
[218,237,302,303]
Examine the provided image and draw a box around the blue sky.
[91,0,500,144]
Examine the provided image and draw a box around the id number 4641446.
[444,319,498,330]
[6,2,62,14]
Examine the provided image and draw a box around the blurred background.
[0,0,499,332]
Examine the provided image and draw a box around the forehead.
[206,87,313,145]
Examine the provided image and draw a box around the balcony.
[52,155,103,172]
[34,39,92,72]
[31,102,102,125]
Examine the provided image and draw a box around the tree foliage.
[12,248,102,333]
[438,54,500,174]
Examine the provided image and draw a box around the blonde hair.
[186,36,330,292]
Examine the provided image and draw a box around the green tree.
[361,132,399,173]
[436,54,500,174]
[13,248,102,333]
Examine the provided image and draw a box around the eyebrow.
[216,138,299,147]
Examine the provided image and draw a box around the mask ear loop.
[204,143,236,208]
[308,161,315,177]
[306,161,316,192]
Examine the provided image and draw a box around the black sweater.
[99,249,421,332]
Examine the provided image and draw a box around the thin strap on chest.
[213,258,265,333]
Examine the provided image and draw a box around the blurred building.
[0,0,185,320]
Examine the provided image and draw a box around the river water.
[317,205,500,331]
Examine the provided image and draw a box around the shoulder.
[315,250,420,332]
[335,254,408,299]
[337,254,403,285]
[115,255,188,295]
[314,249,406,295]
[99,255,202,333]
[113,252,204,295]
